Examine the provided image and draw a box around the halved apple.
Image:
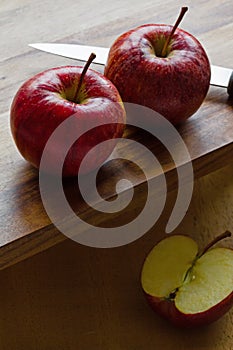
[141,233,233,327]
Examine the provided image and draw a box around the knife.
[29,43,233,97]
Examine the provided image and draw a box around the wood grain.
[0,0,233,268]
[1,1,233,347]
[1,163,233,349]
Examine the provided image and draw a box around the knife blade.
[29,43,233,96]
[30,43,108,66]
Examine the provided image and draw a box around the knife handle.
[227,71,233,98]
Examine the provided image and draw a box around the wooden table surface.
[0,0,233,348]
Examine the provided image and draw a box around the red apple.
[10,54,126,177]
[141,232,233,328]
[104,7,211,125]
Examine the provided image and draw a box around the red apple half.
[105,24,211,125]
[10,65,126,177]
[141,234,233,327]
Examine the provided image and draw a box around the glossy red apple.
[10,54,126,177]
[105,7,211,125]
[141,232,233,328]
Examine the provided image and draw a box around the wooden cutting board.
[0,0,233,270]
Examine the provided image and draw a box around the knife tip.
[29,43,39,49]
[29,43,48,49]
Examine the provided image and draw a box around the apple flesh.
[104,24,211,125]
[141,235,233,328]
[10,66,126,177]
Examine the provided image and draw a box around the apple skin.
[144,290,233,328]
[104,24,211,125]
[10,66,126,177]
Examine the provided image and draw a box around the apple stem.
[199,231,232,258]
[161,6,188,58]
[73,53,96,103]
